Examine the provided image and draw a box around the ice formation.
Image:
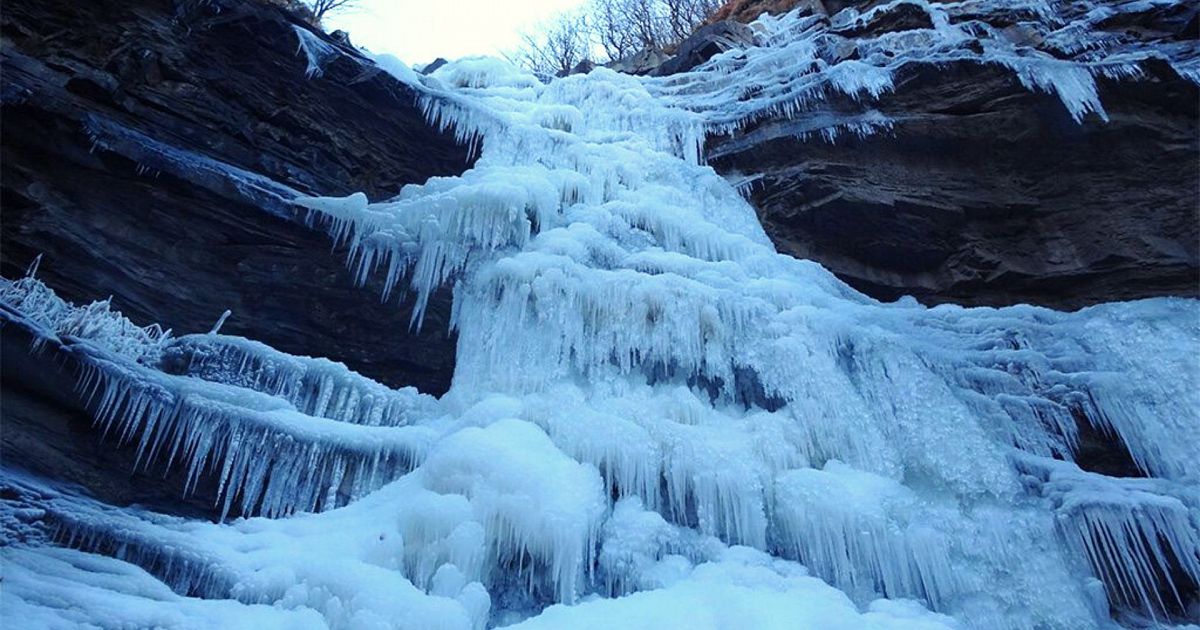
[3,1,1198,628]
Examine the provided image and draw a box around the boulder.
[606,48,673,76]
[421,57,450,74]
[560,59,596,77]
[653,20,758,75]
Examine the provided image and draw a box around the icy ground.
[3,1,1199,628]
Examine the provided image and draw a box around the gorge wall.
[1,0,470,513]
[705,0,1199,309]
[1,0,472,395]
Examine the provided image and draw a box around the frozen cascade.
[1,277,436,521]
[162,334,438,428]
[3,1,1198,628]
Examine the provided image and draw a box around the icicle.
[163,334,436,427]
[1019,455,1200,620]
[292,26,339,80]
[25,253,42,278]
[773,462,958,609]
[208,310,232,335]
[3,2,1196,626]
[73,348,432,519]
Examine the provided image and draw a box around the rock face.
[606,48,673,76]
[1,0,473,395]
[2,324,231,518]
[654,20,758,76]
[707,1,1199,309]
[1,0,471,514]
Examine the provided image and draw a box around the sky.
[325,0,589,67]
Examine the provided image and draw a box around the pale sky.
[326,0,589,67]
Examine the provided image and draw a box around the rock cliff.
[704,0,1199,308]
[2,0,471,514]
[2,0,472,394]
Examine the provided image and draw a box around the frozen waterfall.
[2,1,1198,628]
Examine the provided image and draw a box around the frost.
[0,272,172,363]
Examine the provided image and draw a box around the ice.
[510,546,959,630]
[418,418,607,604]
[4,0,1198,626]
[0,271,172,363]
[82,114,303,220]
[76,348,434,519]
[370,52,422,86]
[3,470,490,629]
[163,333,437,427]
[1019,455,1200,620]
[1,546,327,630]
[646,0,1198,138]
[1002,58,1108,123]
[293,25,340,79]
[773,462,957,608]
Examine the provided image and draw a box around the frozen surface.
[3,1,1199,628]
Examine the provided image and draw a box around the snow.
[511,547,960,630]
[2,547,327,630]
[3,0,1199,627]
[418,418,607,604]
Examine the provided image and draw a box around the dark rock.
[707,0,820,24]
[560,59,596,77]
[709,59,1200,309]
[1,324,235,519]
[816,38,860,64]
[831,2,934,38]
[654,21,757,75]
[422,58,450,74]
[1094,2,1199,40]
[1,0,473,396]
[606,48,673,76]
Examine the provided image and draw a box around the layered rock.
[704,0,1199,309]
[1,0,470,515]
[654,20,758,75]
[1,0,472,394]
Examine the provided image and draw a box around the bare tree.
[663,0,722,43]
[591,0,642,60]
[305,0,359,24]
[587,0,721,61]
[511,0,721,74]
[510,10,591,78]
[621,0,668,52]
